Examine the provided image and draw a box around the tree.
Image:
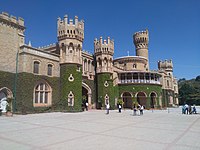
[178,75,200,105]
[195,75,200,81]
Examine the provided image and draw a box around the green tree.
[178,75,200,105]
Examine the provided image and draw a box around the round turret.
[133,29,149,49]
[133,29,149,70]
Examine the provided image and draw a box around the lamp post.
[13,50,19,113]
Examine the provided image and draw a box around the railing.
[119,79,160,84]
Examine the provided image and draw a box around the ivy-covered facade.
[0,12,179,114]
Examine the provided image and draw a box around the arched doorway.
[0,87,13,111]
[136,92,147,107]
[122,92,132,108]
[0,87,13,99]
[0,90,6,100]
[150,92,157,108]
[82,82,92,107]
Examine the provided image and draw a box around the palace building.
[0,12,178,113]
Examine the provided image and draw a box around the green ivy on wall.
[0,71,60,114]
[60,64,82,112]
[118,84,162,109]
[97,73,115,109]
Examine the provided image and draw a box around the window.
[47,64,53,76]
[133,64,137,68]
[34,82,52,107]
[33,61,40,74]
[68,91,74,106]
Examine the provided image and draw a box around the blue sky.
[1,0,199,80]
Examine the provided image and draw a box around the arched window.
[104,58,108,71]
[167,80,169,87]
[133,64,137,68]
[33,61,40,74]
[105,94,109,105]
[68,91,74,106]
[98,58,102,67]
[69,43,74,53]
[88,60,91,72]
[84,59,87,72]
[47,64,53,76]
[34,82,52,107]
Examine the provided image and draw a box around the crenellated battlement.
[0,12,25,29]
[57,15,84,42]
[158,59,173,71]
[133,29,149,49]
[39,43,56,49]
[94,37,114,55]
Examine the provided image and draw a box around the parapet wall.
[158,60,173,70]
[133,29,149,49]
[0,12,25,28]
[57,15,84,42]
[94,37,114,55]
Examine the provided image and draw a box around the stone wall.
[0,12,25,73]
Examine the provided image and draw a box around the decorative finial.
[28,41,31,46]
[127,51,129,56]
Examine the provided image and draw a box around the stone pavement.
[0,107,200,150]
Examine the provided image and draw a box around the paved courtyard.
[0,107,200,150]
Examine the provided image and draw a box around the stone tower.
[0,12,25,73]
[94,37,114,73]
[158,60,173,76]
[133,29,149,70]
[94,37,114,108]
[57,15,84,111]
[57,15,84,64]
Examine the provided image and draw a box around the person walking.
[106,103,110,114]
[85,101,88,111]
[133,103,137,116]
[192,105,197,114]
[140,105,144,115]
[118,104,122,113]
[185,104,189,114]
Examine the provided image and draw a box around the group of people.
[105,102,145,116]
[133,103,144,116]
[182,104,197,114]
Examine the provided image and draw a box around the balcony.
[118,72,161,85]
[119,79,160,84]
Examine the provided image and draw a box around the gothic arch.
[0,87,13,99]
[82,82,92,106]
[104,57,108,71]
[150,92,157,108]
[33,80,52,107]
[121,92,132,108]
[135,91,147,107]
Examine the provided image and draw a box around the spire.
[127,51,129,56]
[28,41,32,46]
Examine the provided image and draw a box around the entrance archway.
[136,92,147,107]
[0,87,13,99]
[82,86,88,103]
[122,92,132,108]
[150,92,157,108]
[0,87,13,111]
[82,82,92,106]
